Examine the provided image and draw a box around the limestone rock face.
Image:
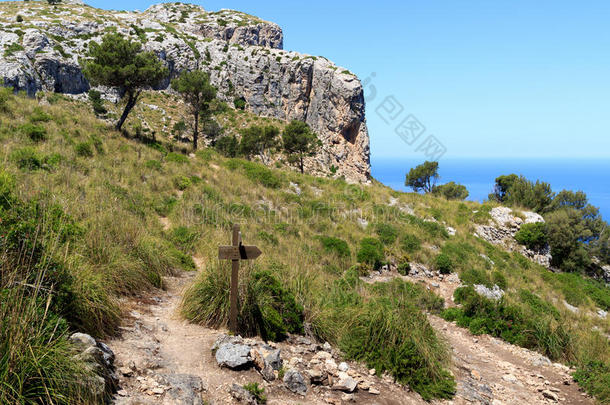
[475,207,552,268]
[0,2,369,182]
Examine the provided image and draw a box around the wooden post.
[229,224,240,334]
[218,224,262,335]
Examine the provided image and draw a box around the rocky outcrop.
[0,2,369,182]
[69,332,118,400]
[475,207,552,268]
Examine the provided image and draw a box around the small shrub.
[20,123,47,142]
[435,253,452,274]
[460,268,491,287]
[234,97,246,110]
[258,231,279,246]
[172,120,187,134]
[88,90,107,115]
[75,142,94,157]
[170,226,199,252]
[174,175,192,191]
[16,15,24,22]
[153,195,178,217]
[515,222,547,250]
[29,107,52,123]
[243,383,266,404]
[225,159,283,188]
[166,152,189,164]
[491,270,507,290]
[573,361,610,404]
[400,233,421,253]
[397,262,411,275]
[145,159,162,170]
[375,223,398,245]
[357,238,384,270]
[215,135,239,157]
[319,236,350,258]
[11,147,42,170]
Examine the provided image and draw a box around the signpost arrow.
[218,224,262,333]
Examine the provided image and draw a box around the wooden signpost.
[218,224,262,333]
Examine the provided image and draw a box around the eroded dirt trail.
[364,271,594,405]
[108,272,420,404]
[109,271,238,404]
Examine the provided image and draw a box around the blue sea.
[372,157,610,219]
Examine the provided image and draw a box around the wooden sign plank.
[239,245,262,260]
[218,245,239,260]
[219,245,262,260]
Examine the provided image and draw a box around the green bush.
[11,147,42,170]
[375,223,398,245]
[318,236,350,258]
[400,233,421,253]
[234,97,246,110]
[397,262,411,275]
[174,175,192,191]
[75,141,94,157]
[0,190,105,403]
[515,222,547,250]
[460,268,491,287]
[258,231,279,246]
[435,253,452,274]
[357,238,384,269]
[20,123,47,142]
[491,270,508,290]
[573,361,610,404]
[225,159,283,188]
[182,265,303,341]
[166,152,189,164]
[29,107,52,123]
[88,89,107,115]
[170,226,200,252]
[145,159,162,170]
[215,135,239,157]
[153,195,178,217]
[431,182,469,200]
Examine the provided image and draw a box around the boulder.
[156,373,206,405]
[332,372,358,392]
[69,333,118,398]
[305,365,328,385]
[215,342,252,369]
[251,345,282,381]
[474,284,505,301]
[283,369,307,395]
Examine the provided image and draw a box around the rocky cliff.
[0,1,370,182]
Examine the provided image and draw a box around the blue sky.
[87,0,610,159]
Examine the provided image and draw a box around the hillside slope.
[0,1,370,181]
[0,91,608,403]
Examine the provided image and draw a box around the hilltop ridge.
[0,1,370,181]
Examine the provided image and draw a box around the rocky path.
[107,271,421,404]
[363,269,595,405]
